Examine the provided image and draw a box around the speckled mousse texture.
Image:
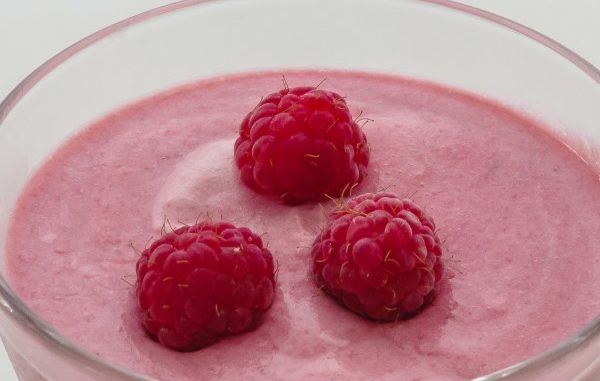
[6,71,600,381]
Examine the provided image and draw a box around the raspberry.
[311,192,443,321]
[135,222,276,351]
[234,85,370,204]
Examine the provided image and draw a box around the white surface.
[0,1,598,380]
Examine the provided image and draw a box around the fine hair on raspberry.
[311,191,443,321]
[135,221,276,351]
[234,83,370,204]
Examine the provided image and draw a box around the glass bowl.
[1,0,599,380]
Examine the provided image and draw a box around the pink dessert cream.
[6,71,600,381]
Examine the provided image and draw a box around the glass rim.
[0,1,599,380]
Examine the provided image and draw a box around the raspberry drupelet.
[135,221,276,351]
[311,192,443,321]
[234,85,370,204]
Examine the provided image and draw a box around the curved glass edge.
[430,0,600,85]
[0,1,598,380]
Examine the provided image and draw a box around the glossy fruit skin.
[311,192,443,321]
[135,222,276,351]
[234,86,369,204]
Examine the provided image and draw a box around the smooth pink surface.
[6,71,600,381]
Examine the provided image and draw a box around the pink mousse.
[6,71,600,381]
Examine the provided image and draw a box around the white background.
[0,1,598,380]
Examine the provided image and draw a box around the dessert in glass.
[1,1,600,380]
